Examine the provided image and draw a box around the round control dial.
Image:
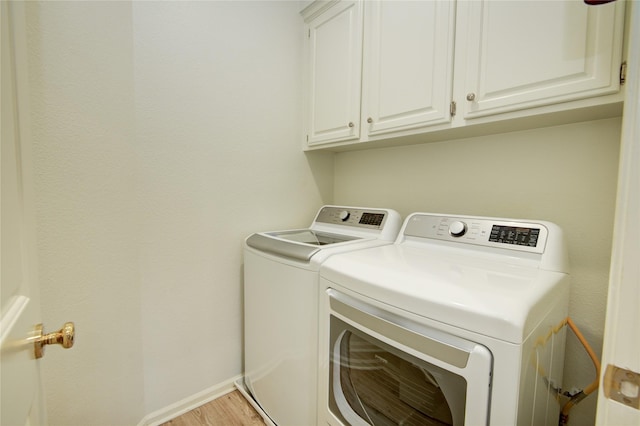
[339,211,351,221]
[449,221,467,237]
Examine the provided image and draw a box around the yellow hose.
[560,317,601,419]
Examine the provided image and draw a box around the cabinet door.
[306,1,363,146]
[457,0,624,119]
[362,0,455,136]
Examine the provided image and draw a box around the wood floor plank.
[161,390,266,426]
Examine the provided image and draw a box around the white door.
[596,2,640,424]
[1,2,73,425]
[1,1,45,424]
[361,0,455,137]
[305,0,363,146]
[455,0,624,119]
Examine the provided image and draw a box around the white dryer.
[243,205,401,426]
[318,212,571,426]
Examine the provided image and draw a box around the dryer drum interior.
[330,317,467,426]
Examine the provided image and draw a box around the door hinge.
[620,61,627,85]
[450,101,457,116]
[308,29,311,38]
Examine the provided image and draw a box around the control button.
[449,221,467,237]
[339,211,350,221]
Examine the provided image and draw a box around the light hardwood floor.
[161,390,266,426]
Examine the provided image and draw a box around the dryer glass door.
[326,289,492,426]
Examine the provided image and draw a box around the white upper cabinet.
[361,1,455,136]
[456,0,625,119]
[302,0,626,150]
[305,0,363,145]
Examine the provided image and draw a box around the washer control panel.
[404,214,548,254]
[315,206,388,229]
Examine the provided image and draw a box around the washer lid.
[246,230,360,262]
[320,244,569,344]
[269,229,359,246]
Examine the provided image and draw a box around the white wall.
[25,1,332,424]
[132,0,331,414]
[334,117,622,425]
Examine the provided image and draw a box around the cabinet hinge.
[620,61,627,85]
[306,134,309,142]
[450,101,457,116]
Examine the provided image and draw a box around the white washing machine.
[243,205,401,426]
[318,212,571,426]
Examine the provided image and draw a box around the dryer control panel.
[403,214,550,254]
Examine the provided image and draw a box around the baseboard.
[137,374,242,426]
